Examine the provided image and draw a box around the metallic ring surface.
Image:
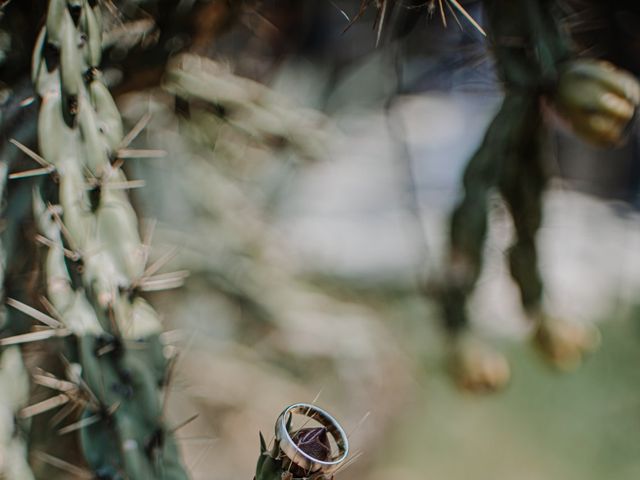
[275,403,349,475]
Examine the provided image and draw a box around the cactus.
[442,0,635,390]
[0,0,635,476]
[0,0,192,477]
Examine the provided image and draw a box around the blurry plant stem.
[441,0,569,338]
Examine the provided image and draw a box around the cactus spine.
[441,0,633,387]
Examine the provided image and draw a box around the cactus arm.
[444,92,541,332]
[29,1,189,477]
[442,0,571,336]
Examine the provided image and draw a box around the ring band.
[275,403,349,475]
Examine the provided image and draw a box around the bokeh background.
[5,1,640,479]
[123,2,640,479]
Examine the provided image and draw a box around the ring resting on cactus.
[255,403,350,480]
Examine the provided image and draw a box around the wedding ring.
[274,403,349,475]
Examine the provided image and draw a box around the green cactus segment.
[254,430,340,480]
[30,1,189,478]
[442,0,568,332]
[76,333,177,479]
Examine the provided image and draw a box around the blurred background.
[4,0,640,479]
[123,1,640,479]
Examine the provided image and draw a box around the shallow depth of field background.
[108,2,640,479]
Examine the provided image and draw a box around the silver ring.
[275,403,349,475]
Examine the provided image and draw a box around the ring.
[275,403,349,475]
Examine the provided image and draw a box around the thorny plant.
[333,0,640,392]
[1,0,189,478]
[438,0,640,391]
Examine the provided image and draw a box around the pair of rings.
[275,403,350,476]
